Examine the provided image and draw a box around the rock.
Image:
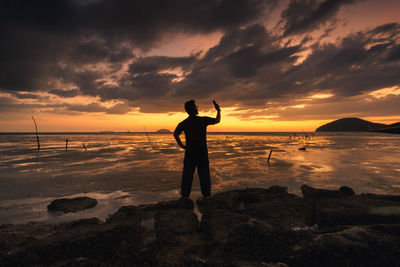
[106,205,142,223]
[65,218,102,229]
[199,187,307,229]
[301,184,354,200]
[154,210,198,244]
[4,186,400,265]
[361,193,400,203]
[201,209,254,245]
[230,262,289,267]
[197,187,289,215]
[239,190,308,228]
[197,191,241,214]
[290,224,400,266]
[302,185,400,229]
[47,197,97,213]
[2,223,142,266]
[224,221,302,262]
[139,198,194,217]
[198,187,312,263]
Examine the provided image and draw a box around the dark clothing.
[175,116,217,197]
[174,116,218,149]
[181,147,210,198]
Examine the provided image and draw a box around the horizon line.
[0,131,317,134]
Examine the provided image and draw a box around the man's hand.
[213,100,220,111]
[180,145,187,150]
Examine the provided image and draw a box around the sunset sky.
[1,0,400,132]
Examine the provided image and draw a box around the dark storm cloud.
[369,22,400,35]
[0,96,61,113]
[9,92,43,99]
[172,24,301,100]
[121,21,399,114]
[1,0,400,120]
[280,0,360,36]
[386,44,400,61]
[0,0,276,92]
[129,55,197,74]
[49,89,80,98]
[289,26,400,97]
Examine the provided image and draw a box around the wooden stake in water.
[31,115,40,151]
[144,126,152,144]
[267,148,273,163]
[225,133,230,142]
[65,139,68,151]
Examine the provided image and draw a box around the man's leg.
[197,149,211,197]
[181,149,196,198]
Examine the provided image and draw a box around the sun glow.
[369,86,400,99]
[309,93,334,99]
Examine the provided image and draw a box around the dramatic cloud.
[0,0,276,91]
[129,56,197,74]
[274,93,400,121]
[49,89,80,98]
[1,0,399,123]
[65,102,132,114]
[280,0,361,36]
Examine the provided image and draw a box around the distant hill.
[315,118,387,132]
[373,122,400,134]
[156,129,171,133]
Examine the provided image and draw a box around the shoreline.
[2,184,400,265]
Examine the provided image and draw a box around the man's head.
[184,100,198,116]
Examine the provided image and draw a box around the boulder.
[198,187,313,263]
[2,223,142,266]
[290,224,400,266]
[5,185,400,265]
[301,184,354,200]
[302,185,400,228]
[106,205,142,223]
[197,186,290,215]
[47,197,97,213]
[154,210,198,244]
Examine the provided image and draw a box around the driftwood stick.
[144,126,152,144]
[31,115,40,151]
[267,148,273,163]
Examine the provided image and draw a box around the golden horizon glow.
[3,110,399,133]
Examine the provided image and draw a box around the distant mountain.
[315,118,387,132]
[156,129,171,133]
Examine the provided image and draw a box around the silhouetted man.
[174,100,221,198]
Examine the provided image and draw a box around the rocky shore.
[2,185,400,266]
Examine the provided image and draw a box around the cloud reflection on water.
[0,132,399,223]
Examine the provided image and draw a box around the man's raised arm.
[213,100,221,124]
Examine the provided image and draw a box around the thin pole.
[31,115,40,151]
[144,126,152,144]
[267,148,273,163]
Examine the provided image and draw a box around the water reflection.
[0,132,399,204]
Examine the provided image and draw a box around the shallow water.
[0,132,399,224]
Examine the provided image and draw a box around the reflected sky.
[0,132,399,223]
